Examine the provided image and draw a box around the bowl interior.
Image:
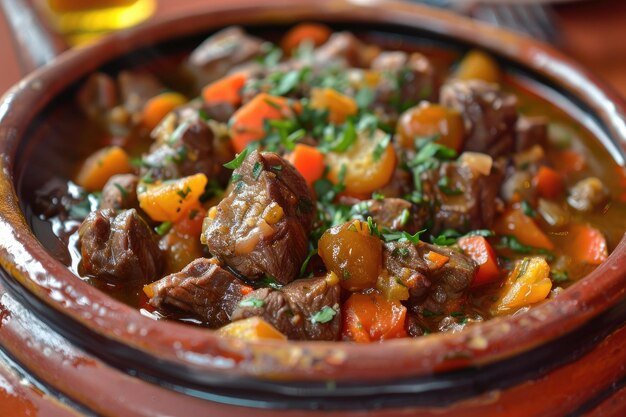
[2,1,626,408]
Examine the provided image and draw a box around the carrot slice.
[75,146,132,192]
[425,251,450,269]
[553,149,586,174]
[202,73,247,107]
[494,208,554,251]
[229,93,296,153]
[142,92,186,130]
[567,224,608,265]
[534,166,564,199]
[281,22,332,53]
[458,236,500,287]
[286,144,325,185]
[174,204,207,238]
[310,87,358,124]
[342,292,407,343]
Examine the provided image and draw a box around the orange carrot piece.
[286,144,325,185]
[342,292,407,343]
[494,208,555,251]
[229,93,296,153]
[281,23,332,53]
[567,224,608,265]
[142,92,186,130]
[310,87,358,124]
[202,73,247,107]
[534,166,564,199]
[75,146,132,192]
[174,204,207,238]
[458,236,500,287]
[553,149,586,174]
[426,251,450,269]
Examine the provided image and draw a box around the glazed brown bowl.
[0,0,625,415]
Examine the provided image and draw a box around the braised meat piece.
[141,108,233,183]
[78,209,162,283]
[118,70,164,115]
[420,161,504,234]
[515,116,547,152]
[375,168,414,199]
[188,26,264,85]
[76,73,118,119]
[440,79,518,157]
[148,258,247,327]
[203,150,314,284]
[231,274,341,340]
[77,70,164,128]
[384,241,477,314]
[371,51,438,112]
[313,31,368,68]
[352,198,428,233]
[100,174,139,210]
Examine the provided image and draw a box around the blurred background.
[0,0,624,96]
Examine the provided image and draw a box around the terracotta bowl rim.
[0,0,625,383]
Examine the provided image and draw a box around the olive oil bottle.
[39,0,156,45]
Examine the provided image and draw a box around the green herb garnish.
[238,298,266,308]
[223,148,250,169]
[309,306,337,324]
[155,221,172,236]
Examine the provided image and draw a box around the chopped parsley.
[431,229,461,246]
[176,186,192,200]
[238,298,266,308]
[382,229,426,244]
[521,200,537,217]
[223,148,250,169]
[252,161,263,180]
[155,221,172,236]
[259,275,282,290]
[498,235,555,260]
[551,270,570,283]
[113,183,128,198]
[372,133,391,161]
[309,306,337,324]
[299,248,317,277]
[437,175,463,196]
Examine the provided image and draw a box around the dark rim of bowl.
[0,0,625,387]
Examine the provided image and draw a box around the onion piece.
[459,151,493,176]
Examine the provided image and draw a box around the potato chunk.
[492,257,552,315]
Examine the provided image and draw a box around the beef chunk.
[440,79,518,157]
[141,108,233,183]
[371,51,438,111]
[148,258,246,327]
[420,161,504,234]
[516,116,547,152]
[118,70,164,115]
[77,70,163,129]
[313,32,367,68]
[203,150,314,284]
[76,73,118,119]
[384,241,477,314]
[100,174,139,210]
[188,26,263,85]
[375,167,414,198]
[78,209,162,283]
[231,274,341,341]
[352,198,428,234]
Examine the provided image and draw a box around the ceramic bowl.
[0,1,625,415]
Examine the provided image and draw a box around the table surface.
[0,0,625,97]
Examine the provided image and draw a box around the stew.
[35,24,626,342]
